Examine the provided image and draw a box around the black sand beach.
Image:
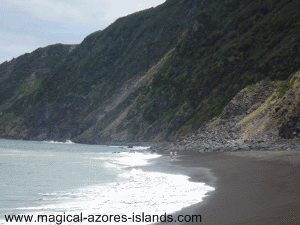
[157,150,300,225]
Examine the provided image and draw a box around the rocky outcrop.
[221,80,275,119]
[23,95,91,141]
[279,117,300,139]
[0,58,18,82]
[151,77,300,154]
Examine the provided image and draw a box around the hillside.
[152,71,300,153]
[1,0,300,143]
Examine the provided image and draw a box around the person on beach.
[174,151,177,157]
[170,152,173,158]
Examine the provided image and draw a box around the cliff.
[1,0,300,144]
[153,73,300,153]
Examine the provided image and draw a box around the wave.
[12,168,214,225]
[0,141,215,225]
[109,145,151,150]
[43,140,74,144]
[111,152,161,167]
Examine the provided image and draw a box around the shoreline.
[156,150,300,225]
[2,138,300,224]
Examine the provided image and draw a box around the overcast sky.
[0,0,166,64]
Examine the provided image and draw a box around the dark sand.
[157,150,300,225]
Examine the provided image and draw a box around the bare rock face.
[24,95,91,141]
[221,80,275,119]
[151,79,300,154]
[279,117,300,139]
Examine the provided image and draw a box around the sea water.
[0,139,214,224]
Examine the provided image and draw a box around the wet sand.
[158,150,300,225]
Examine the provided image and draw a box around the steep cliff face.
[152,72,300,154]
[81,0,300,143]
[0,44,77,110]
[0,44,78,139]
[216,70,300,143]
[1,0,300,143]
[0,0,198,141]
[24,95,91,141]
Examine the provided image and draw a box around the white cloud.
[1,0,165,28]
[0,0,166,64]
[104,0,165,22]
[1,0,110,28]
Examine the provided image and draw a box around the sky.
[0,0,166,64]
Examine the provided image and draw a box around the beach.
[157,150,300,225]
[0,139,216,225]
[1,138,300,224]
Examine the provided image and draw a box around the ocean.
[0,139,214,224]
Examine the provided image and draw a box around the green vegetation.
[33,0,193,109]
[0,44,73,116]
[131,124,140,135]
[3,113,21,121]
[135,0,300,131]
[1,0,300,141]
[278,81,291,98]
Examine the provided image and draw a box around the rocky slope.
[0,44,78,139]
[152,74,300,153]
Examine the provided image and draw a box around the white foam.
[109,145,127,148]
[109,145,151,150]
[65,140,74,144]
[8,168,214,225]
[91,152,161,167]
[0,146,215,225]
[112,152,161,167]
[103,161,118,168]
[43,140,74,144]
[129,146,151,150]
